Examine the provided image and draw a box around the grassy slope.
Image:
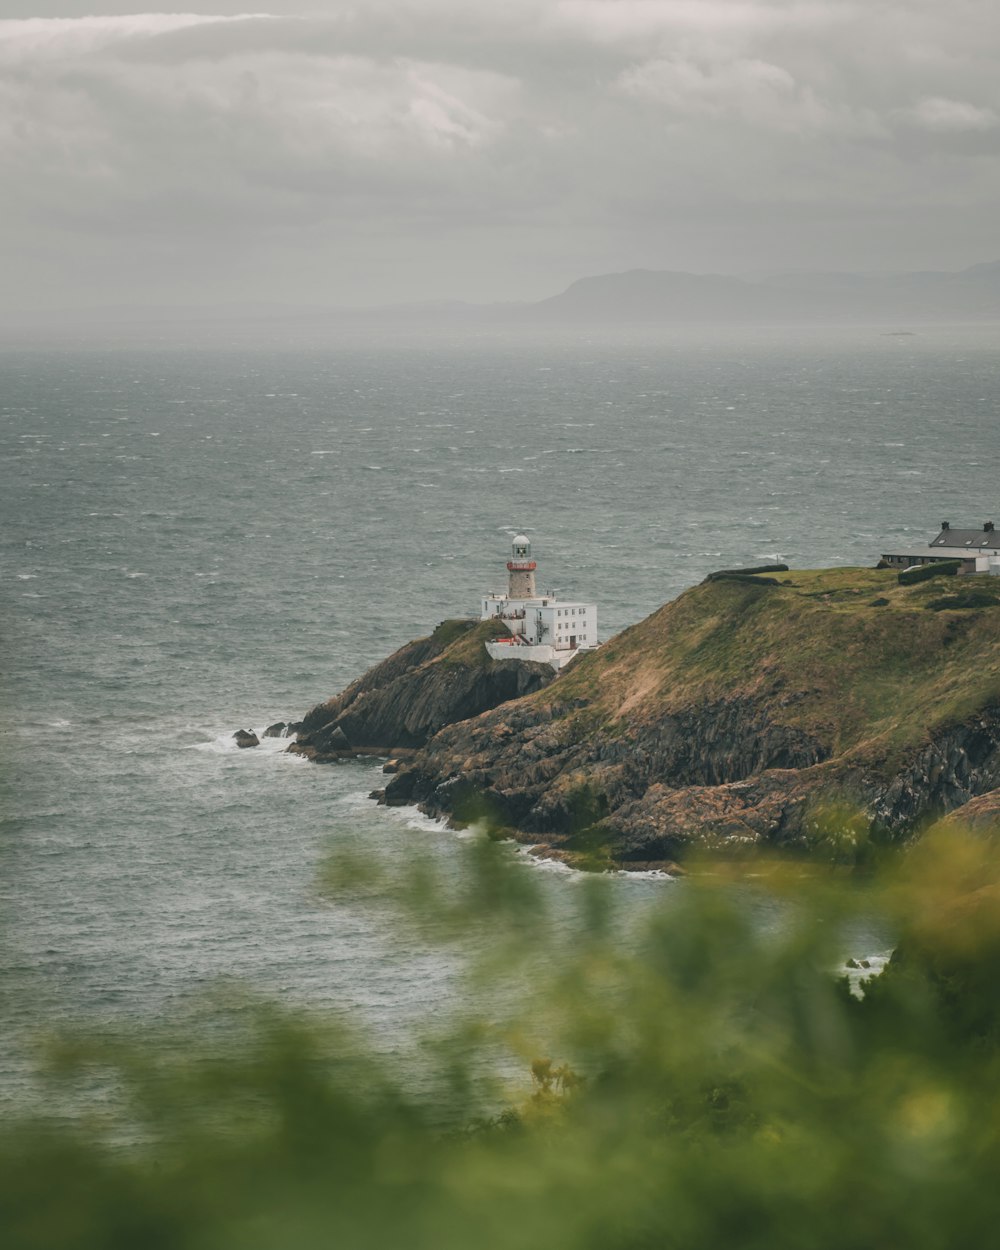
[539,568,1000,771]
[435,617,516,668]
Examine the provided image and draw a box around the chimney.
[941,521,950,530]
[986,522,995,533]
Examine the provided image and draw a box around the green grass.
[546,568,1000,767]
[435,618,518,669]
[430,618,477,648]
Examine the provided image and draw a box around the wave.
[516,845,675,882]
[342,790,448,835]
[189,728,304,757]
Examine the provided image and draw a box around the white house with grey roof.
[881,522,1000,575]
[481,534,598,671]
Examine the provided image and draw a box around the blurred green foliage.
[5,827,1000,1249]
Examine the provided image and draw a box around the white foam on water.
[842,951,892,997]
[363,797,449,836]
[516,846,577,875]
[341,785,388,809]
[612,867,676,882]
[516,845,675,882]
[189,735,244,755]
[189,727,302,757]
[252,732,301,756]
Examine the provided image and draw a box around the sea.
[2,319,998,1113]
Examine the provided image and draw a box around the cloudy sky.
[2,0,998,311]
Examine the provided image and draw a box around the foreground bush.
[3,829,1000,1249]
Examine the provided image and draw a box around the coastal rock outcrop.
[930,786,1000,835]
[380,568,1000,863]
[291,567,1000,863]
[290,618,556,762]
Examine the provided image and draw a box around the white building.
[481,534,598,670]
[881,522,1000,575]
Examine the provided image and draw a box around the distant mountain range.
[520,260,1000,324]
[10,261,1000,333]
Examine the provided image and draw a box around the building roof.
[881,546,992,561]
[882,525,1000,561]
[930,526,1000,550]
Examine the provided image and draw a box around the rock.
[327,725,352,752]
[383,759,400,774]
[263,721,301,739]
[289,619,555,762]
[931,787,1000,836]
[234,730,259,749]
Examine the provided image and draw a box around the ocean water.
[2,321,997,1107]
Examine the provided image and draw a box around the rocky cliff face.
[381,568,1000,864]
[290,618,555,761]
[384,690,831,853]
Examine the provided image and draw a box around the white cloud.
[0,16,522,229]
[551,0,850,48]
[0,13,266,59]
[904,96,998,133]
[618,56,795,115]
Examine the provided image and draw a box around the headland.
[290,564,1000,869]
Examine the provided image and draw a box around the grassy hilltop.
[555,567,1000,760]
[385,567,1000,865]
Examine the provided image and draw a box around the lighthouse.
[480,534,598,671]
[507,534,537,599]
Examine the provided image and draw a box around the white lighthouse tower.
[480,534,598,671]
[507,534,537,599]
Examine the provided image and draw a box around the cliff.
[290,618,556,761]
[381,568,1000,865]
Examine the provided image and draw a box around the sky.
[1,0,998,311]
